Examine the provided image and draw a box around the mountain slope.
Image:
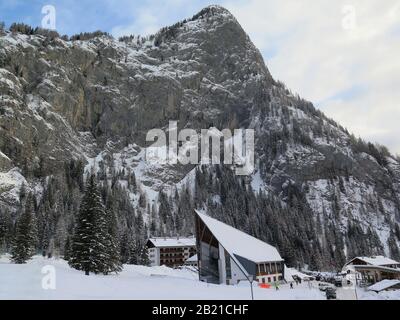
[0,5,399,269]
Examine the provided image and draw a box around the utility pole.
[354,274,359,300]
[249,277,254,300]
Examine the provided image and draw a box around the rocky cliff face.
[1,5,399,268]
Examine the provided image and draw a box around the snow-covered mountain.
[0,5,399,269]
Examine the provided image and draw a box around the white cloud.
[223,0,400,154]
[110,0,203,38]
[112,9,160,38]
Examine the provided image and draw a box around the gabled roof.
[147,237,196,248]
[349,265,400,274]
[195,210,283,264]
[346,256,400,267]
[368,279,400,292]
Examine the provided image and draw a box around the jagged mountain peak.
[153,4,253,50]
[195,4,234,16]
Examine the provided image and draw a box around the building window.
[225,251,231,279]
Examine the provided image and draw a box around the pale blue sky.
[0,0,223,37]
[1,0,399,154]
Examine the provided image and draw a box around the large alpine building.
[194,210,284,285]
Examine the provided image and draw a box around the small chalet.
[146,237,196,268]
[194,210,284,285]
[342,256,400,285]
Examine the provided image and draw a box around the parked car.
[326,287,337,300]
[334,277,343,287]
[318,283,331,291]
[326,277,335,284]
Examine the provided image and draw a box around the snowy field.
[1,256,399,300]
[0,256,325,300]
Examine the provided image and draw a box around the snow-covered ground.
[1,256,398,300]
[0,256,325,300]
[357,289,400,300]
[326,283,400,300]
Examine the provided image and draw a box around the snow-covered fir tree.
[139,245,151,266]
[63,236,72,261]
[11,194,37,263]
[0,208,13,254]
[104,195,123,273]
[69,174,122,275]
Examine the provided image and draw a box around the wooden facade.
[354,266,400,285]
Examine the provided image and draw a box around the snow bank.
[368,280,400,292]
[358,289,400,300]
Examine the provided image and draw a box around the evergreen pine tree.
[139,244,151,266]
[388,232,400,261]
[103,196,123,274]
[69,175,112,275]
[120,231,131,264]
[63,236,72,262]
[128,239,139,265]
[0,209,13,254]
[158,192,170,224]
[11,195,37,263]
[138,192,147,208]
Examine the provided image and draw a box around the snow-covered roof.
[347,256,400,267]
[195,210,283,264]
[186,254,198,262]
[148,237,196,248]
[368,280,400,292]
